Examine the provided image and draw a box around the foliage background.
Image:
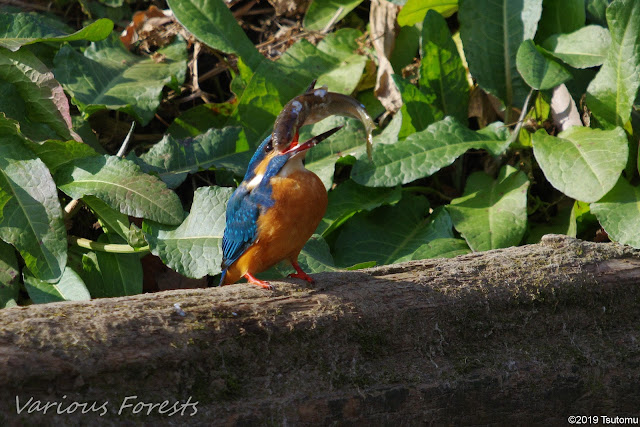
[0,0,638,306]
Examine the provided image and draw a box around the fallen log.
[1,235,639,425]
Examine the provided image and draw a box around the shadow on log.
[1,235,639,425]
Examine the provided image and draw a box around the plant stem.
[69,236,150,254]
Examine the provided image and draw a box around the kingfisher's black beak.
[281,126,344,155]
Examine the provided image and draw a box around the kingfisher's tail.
[218,269,228,287]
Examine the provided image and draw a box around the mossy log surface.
[1,235,640,425]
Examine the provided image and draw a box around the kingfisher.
[220,81,375,289]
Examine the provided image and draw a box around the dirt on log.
[1,235,639,425]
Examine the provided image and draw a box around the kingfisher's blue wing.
[221,185,258,272]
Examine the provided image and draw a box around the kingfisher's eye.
[265,141,273,152]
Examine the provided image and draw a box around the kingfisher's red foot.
[288,261,315,284]
[244,272,273,290]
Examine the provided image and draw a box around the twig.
[507,88,535,146]
[322,7,344,34]
[116,121,136,158]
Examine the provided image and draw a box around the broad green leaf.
[82,195,131,243]
[25,139,98,173]
[291,235,339,273]
[536,0,585,43]
[351,117,511,187]
[420,10,469,123]
[167,102,238,138]
[304,0,364,31]
[586,0,640,127]
[24,266,91,304]
[315,28,368,95]
[334,197,470,267]
[0,117,67,282]
[317,180,402,236]
[398,0,458,26]
[446,165,529,251]
[0,48,74,142]
[133,127,245,189]
[516,39,571,90]
[299,116,373,189]
[531,127,628,202]
[55,155,184,225]
[459,0,542,112]
[0,240,19,308]
[85,234,143,297]
[542,25,611,69]
[394,76,441,140]
[228,29,367,146]
[143,186,231,278]
[586,0,613,25]
[167,0,263,70]
[54,34,187,125]
[591,178,640,248]
[390,25,420,71]
[0,14,112,51]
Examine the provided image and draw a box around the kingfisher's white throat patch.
[246,173,264,190]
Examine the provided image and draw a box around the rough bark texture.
[1,235,639,425]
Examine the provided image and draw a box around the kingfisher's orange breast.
[222,169,327,284]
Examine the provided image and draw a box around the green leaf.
[24,266,91,304]
[53,34,187,125]
[390,25,420,71]
[299,116,373,189]
[304,0,364,31]
[294,235,339,273]
[228,29,367,146]
[542,25,611,69]
[459,0,542,111]
[0,47,75,142]
[420,10,469,122]
[0,14,112,51]
[531,127,628,202]
[394,76,441,139]
[0,240,20,308]
[143,186,231,278]
[586,0,612,25]
[0,117,67,282]
[84,234,143,297]
[536,0,585,43]
[398,0,459,26]
[167,102,238,138]
[317,180,402,236]
[133,127,245,189]
[25,139,98,173]
[334,197,470,267]
[82,195,131,243]
[446,165,529,251]
[167,0,263,70]
[591,178,640,248]
[351,117,511,187]
[516,39,572,90]
[586,0,640,127]
[55,155,184,225]
[315,28,368,95]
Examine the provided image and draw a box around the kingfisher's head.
[243,126,343,187]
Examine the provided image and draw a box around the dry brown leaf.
[550,84,582,131]
[266,0,312,16]
[370,0,402,114]
[120,5,178,52]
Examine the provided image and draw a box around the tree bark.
[1,235,639,425]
